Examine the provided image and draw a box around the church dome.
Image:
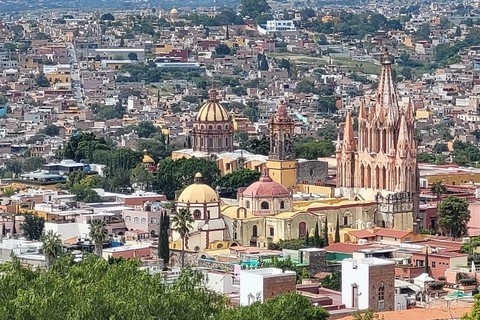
[177,173,219,203]
[142,149,155,163]
[242,168,290,198]
[170,8,179,14]
[196,88,230,122]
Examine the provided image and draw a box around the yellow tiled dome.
[196,88,230,122]
[177,173,219,203]
[142,149,155,163]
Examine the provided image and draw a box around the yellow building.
[415,109,432,120]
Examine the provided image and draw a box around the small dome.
[242,168,290,198]
[196,88,230,122]
[170,8,178,14]
[142,150,155,164]
[177,173,218,203]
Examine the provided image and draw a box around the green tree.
[438,196,471,239]
[22,157,46,172]
[215,44,231,55]
[100,13,115,21]
[21,214,45,240]
[70,184,102,203]
[296,80,315,94]
[172,208,194,268]
[295,140,335,159]
[130,164,152,190]
[2,187,15,197]
[137,121,158,138]
[431,180,447,201]
[158,211,170,269]
[304,229,310,246]
[153,157,221,200]
[335,215,341,243]
[461,237,480,261]
[41,124,60,136]
[36,72,50,87]
[313,222,322,248]
[63,132,111,162]
[240,0,270,19]
[128,52,138,60]
[89,219,108,256]
[41,230,62,269]
[217,168,261,190]
[321,272,341,291]
[318,96,337,113]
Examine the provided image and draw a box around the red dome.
[242,168,290,198]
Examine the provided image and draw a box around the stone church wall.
[296,160,328,185]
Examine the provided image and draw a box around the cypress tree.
[304,229,310,247]
[314,222,321,248]
[323,218,329,247]
[158,211,170,270]
[334,214,340,243]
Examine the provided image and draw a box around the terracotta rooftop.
[374,228,413,239]
[336,307,471,320]
[348,229,376,239]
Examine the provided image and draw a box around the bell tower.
[266,101,297,190]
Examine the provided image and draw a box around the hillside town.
[2,0,480,319]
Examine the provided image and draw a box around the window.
[378,286,385,302]
[261,201,269,209]
[270,227,274,237]
[193,209,201,219]
[280,201,285,209]
[134,217,139,223]
[252,225,258,238]
[299,222,306,237]
[125,216,131,222]
[246,201,250,209]
[141,218,146,224]
[432,261,436,268]
[150,218,157,224]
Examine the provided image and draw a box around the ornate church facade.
[336,49,419,231]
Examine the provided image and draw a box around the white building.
[257,20,296,35]
[239,267,296,306]
[341,258,395,312]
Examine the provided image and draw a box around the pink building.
[467,202,480,236]
[123,208,161,237]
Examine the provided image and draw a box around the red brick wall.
[368,264,395,312]
[263,274,296,301]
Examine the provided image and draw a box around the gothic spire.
[343,111,355,151]
[359,99,366,120]
[405,98,415,124]
[396,114,409,155]
[376,47,399,126]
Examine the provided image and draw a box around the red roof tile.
[324,242,374,254]
[374,228,413,239]
[348,229,376,239]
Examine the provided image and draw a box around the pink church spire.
[396,114,409,156]
[343,112,356,151]
[376,47,399,126]
[359,99,366,120]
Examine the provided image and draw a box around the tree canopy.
[438,196,471,238]
[295,139,335,159]
[217,168,261,190]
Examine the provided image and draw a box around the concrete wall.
[45,222,90,241]
[297,160,328,185]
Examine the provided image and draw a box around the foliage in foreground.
[0,255,328,320]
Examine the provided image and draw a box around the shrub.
[459,278,476,286]
[429,281,444,290]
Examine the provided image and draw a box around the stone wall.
[368,263,395,312]
[296,160,328,185]
[299,248,327,276]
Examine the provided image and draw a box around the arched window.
[218,125,222,130]
[280,200,285,209]
[299,222,306,237]
[246,201,250,209]
[193,209,201,219]
[134,217,139,223]
[261,201,269,210]
[252,225,258,237]
[125,216,131,222]
[150,218,157,224]
[344,215,348,226]
[141,218,146,224]
[378,286,385,301]
[208,125,213,130]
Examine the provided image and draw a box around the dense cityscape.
[1,0,480,319]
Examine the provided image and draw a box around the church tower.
[336,48,418,230]
[266,101,297,190]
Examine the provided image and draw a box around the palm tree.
[431,180,447,202]
[89,219,108,257]
[171,208,194,268]
[41,230,62,269]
